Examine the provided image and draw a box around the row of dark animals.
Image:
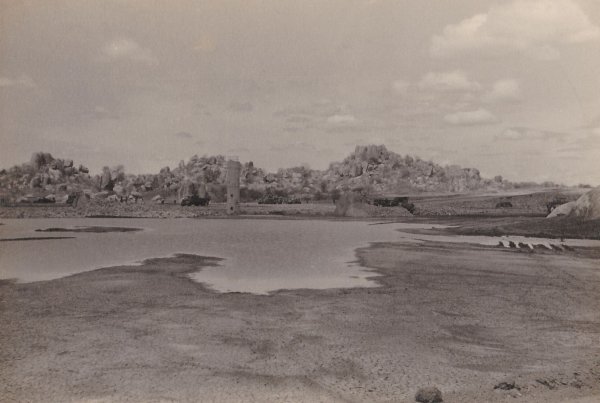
[498,241,574,251]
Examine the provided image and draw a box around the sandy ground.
[1,231,600,402]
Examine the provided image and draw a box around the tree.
[331,188,341,204]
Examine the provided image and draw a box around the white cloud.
[483,79,521,102]
[101,38,157,64]
[444,108,498,125]
[327,114,357,124]
[431,0,600,59]
[496,127,568,141]
[193,35,216,52]
[0,74,36,88]
[392,79,410,95]
[418,70,481,92]
[498,128,525,140]
[174,131,193,139]
[228,101,254,113]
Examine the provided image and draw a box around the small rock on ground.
[415,386,443,403]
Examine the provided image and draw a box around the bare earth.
[1,223,600,402]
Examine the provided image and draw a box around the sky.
[1,0,599,185]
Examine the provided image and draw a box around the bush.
[240,188,265,202]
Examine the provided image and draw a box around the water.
[2,218,599,294]
[0,218,440,294]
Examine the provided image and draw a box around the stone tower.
[226,158,241,215]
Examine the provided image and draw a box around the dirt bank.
[1,242,600,402]
[0,189,582,220]
[403,216,600,240]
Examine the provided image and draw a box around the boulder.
[415,387,443,403]
[264,173,277,183]
[78,165,89,174]
[349,163,363,177]
[63,159,73,168]
[48,168,62,181]
[547,187,600,220]
[355,144,388,163]
[92,191,109,199]
[569,186,600,220]
[547,201,576,218]
[29,175,42,189]
[100,169,113,191]
[113,184,125,196]
[178,180,198,200]
[197,183,208,198]
[57,194,70,203]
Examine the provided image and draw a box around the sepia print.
[1,1,600,402]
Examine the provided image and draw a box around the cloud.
[228,101,254,113]
[431,0,600,59]
[496,126,569,141]
[227,147,250,154]
[90,106,119,120]
[498,128,525,140]
[326,114,357,124]
[174,131,193,139]
[101,38,158,64]
[418,70,481,92]
[0,74,36,88]
[391,79,410,95]
[193,35,216,52]
[444,108,498,125]
[483,79,521,102]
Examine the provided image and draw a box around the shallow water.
[2,218,598,294]
[0,218,444,294]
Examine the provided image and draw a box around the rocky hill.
[1,146,561,204]
[321,145,507,194]
[0,152,94,202]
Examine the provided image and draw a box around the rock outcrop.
[547,201,576,218]
[0,146,573,205]
[548,187,600,220]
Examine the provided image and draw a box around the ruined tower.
[226,158,241,215]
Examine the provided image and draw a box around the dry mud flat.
[1,237,600,402]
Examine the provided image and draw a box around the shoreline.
[3,212,598,241]
[2,239,600,402]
